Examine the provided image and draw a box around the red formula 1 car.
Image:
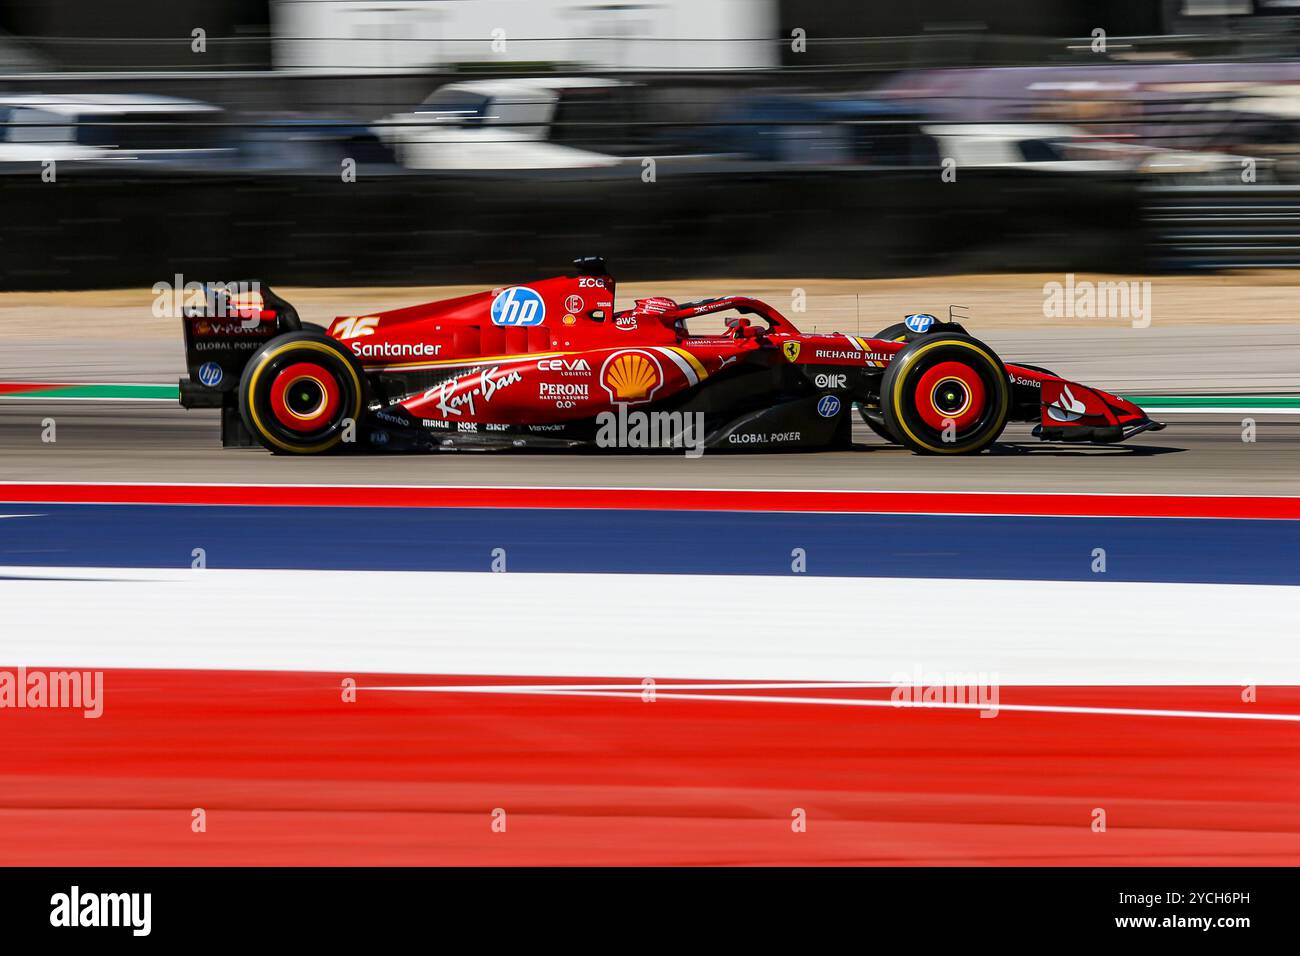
[178,257,1164,455]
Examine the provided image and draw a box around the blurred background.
[4,0,1300,287]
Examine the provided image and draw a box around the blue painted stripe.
[0,503,1297,585]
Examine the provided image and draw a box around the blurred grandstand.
[4,0,1300,287]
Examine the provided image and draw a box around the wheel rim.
[269,362,341,433]
[914,361,986,431]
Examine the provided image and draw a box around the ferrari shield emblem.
[782,341,801,363]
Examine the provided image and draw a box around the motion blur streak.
[0,671,1296,866]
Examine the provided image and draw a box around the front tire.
[872,322,917,345]
[239,331,366,455]
[881,334,1010,455]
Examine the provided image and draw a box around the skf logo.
[332,316,379,340]
[782,341,801,362]
[600,350,663,405]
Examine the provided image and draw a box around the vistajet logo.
[50,886,151,936]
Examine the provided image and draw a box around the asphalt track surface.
[0,327,1289,494]
[0,403,1295,494]
[2,326,1299,493]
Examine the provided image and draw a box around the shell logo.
[600,350,663,405]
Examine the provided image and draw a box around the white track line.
[358,683,1300,723]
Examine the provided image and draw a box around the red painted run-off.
[0,383,68,394]
[1,670,1298,866]
[2,482,1300,519]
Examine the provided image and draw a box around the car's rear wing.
[178,281,302,446]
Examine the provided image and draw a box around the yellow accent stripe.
[666,346,709,382]
[889,339,1008,455]
[855,335,888,368]
[246,340,363,454]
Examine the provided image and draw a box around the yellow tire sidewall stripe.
[246,340,363,454]
[890,339,1008,454]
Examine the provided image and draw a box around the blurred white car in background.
[376,77,637,171]
[0,93,231,169]
[921,123,1132,174]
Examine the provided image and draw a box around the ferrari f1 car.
[178,257,1164,455]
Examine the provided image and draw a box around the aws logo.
[600,350,663,405]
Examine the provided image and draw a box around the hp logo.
[904,313,936,334]
[491,286,546,327]
[198,362,223,387]
[817,395,842,418]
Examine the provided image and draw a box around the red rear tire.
[239,332,366,455]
